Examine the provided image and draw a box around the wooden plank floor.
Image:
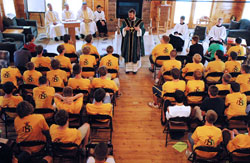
[112,56,188,163]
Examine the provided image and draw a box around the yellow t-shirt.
[91,78,118,92]
[68,78,91,91]
[151,43,174,64]
[225,61,241,73]
[86,103,113,117]
[14,114,49,153]
[47,69,68,87]
[225,92,247,119]
[227,45,246,56]
[205,60,225,82]
[182,63,204,80]
[236,74,250,93]
[54,55,72,70]
[0,96,23,117]
[186,80,205,103]
[54,96,83,114]
[33,85,55,109]
[79,54,97,77]
[82,43,100,58]
[61,43,76,54]
[162,80,186,101]
[161,60,181,80]
[23,70,42,86]
[216,84,231,91]
[192,125,222,158]
[100,54,119,79]
[31,56,51,68]
[1,67,22,87]
[50,124,82,145]
[227,134,250,155]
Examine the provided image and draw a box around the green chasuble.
[120,17,145,64]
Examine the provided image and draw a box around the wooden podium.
[62,21,80,48]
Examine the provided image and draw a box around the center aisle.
[112,57,188,163]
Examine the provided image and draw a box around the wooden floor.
[112,56,188,163]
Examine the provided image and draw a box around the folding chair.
[52,142,81,163]
[187,91,206,107]
[34,108,55,126]
[154,56,170,79]
[227,116,248,131]
[101,53,120,59]
[229,148,250,163]
[68,112,83,128]
[205,72,224,85]
[162,71,172,81]
[163,117,189,146]
[243,91,250,105]
[184,72,194,80]
[64,53,78,63]
[82,67,96,78]
[176,55,187,67]
[229,72,241,78]
[88,114,113,143]
[54,87,64,93]
[73,89,90,104]
[85,142,113,158]
[60,67,71,76]
[19,84,37,95]
[35,67,50,75]
[107,69,119,79]
[44,52,57,58]
[0,107,16,138]
[218,90,230,99]
[17,66,27,75]
[188,146,223,163]
[236,56,247,62]
[192,26,207,42]
[90,54,100,60]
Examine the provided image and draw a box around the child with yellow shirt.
[186,70,205,103]
[61,34,76,54]
[31,45,51,69]
[205,50,225,82]
[227,37,246,57]
[82,34,100,60]
[225,82,247,119]
[1,66,22,88]
[216,73,232,97]
[47,59,68,88]
[182,53,204,81]
[236,64,250,93]
[80,46,97,78]
[23,62,42,86]
[225,52,241,75]
[149,35,173,72]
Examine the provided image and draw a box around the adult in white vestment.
[76,2,97,39]
[208,18,227,45]
[45,3,65,41]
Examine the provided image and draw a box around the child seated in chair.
[225,52,241,75]
[225,82,247,119]
[61,34,76,54]
[227,37,246,57]
[186,35,204,64]
[31,45,51,69]
[1,66,22,88]
[216,73,232,94]
[50,109,90,148]
[236,64,250,93]
[23,62,42,86]
[205,42,224,61]
[82,34,100,60]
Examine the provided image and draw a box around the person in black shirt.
[186,35,204,64]
[194,85,225,122]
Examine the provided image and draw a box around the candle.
[118,18,120,27]
[150,18,152,27]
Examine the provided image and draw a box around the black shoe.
[81,34,85,39]
[125,71,129,74]
[75,35,80,40]
[54,37,59,41]
[60,36,63,40]
[133,71,137,75]
[104,33,108,37]
[93,33,96,38]
[149,67,154,73]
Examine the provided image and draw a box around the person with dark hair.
[186,35,204,63]
[120,8,145,74]
[208,18,226,45]
[79,46,97,78]
[216,73,232,94]
[86,142,115,163]
[31,45,51,69]
[54,45,72,77]
[61,34,76,54]
[77,2,97,38]
[24,34,36,53]
[82,34,100,59]
[0,81,23,118]
[225,52,241,75]
[68,63,91,91]
[187,110,222,158]
[33,76,55,114]
[182,53,204,81]
[23,62,42,86]
[227,37,246,56]
[14,46,32,68]
[225,82,247,119]
[50,109,90,148]
[165,90,191,120]
[54,86,84,114]
[47,59,68,87]
[94,5,108,37]
[45,3,65,41]
[1,66,22,88]
[14,101,49,153]
[149,35,173,72]
[169,16,188,52]
[236,64,250,93]
[205,50,225,82]
[205,42,224,60]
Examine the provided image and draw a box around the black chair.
[188,146,223,163]
[52,142,81,163]
[69,112,83,128]
[73,89,89,104]
[236,56,247,62]
[0,50,10,67]
[243,91,250,104]
[90,53,100,60]
[229,148,250,163]
[82,67,96,78]
[34,108,55,126]
[205,72,224,84]
[54,87,64,93]
[101,53,119,59]
[107,69,119,79]
[0,107,16,138]
[176,55,187,66]
[16,66,27,75]
[230,72,241,78]
[163,117,189,146]
[227,116,248,131]
[162,71,172,81]
[88,114,113,143]
[60,67,71,73]
[187,91,206,106]
[19,84,37,95]
[35,67,50,75]
[44,52,57,58]
[218,90,230,98]
[154,56,170,79]
[184,72,194,80]
[193,26,207,42]
[64,53,78,63]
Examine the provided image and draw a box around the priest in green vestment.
[120,9,145,74]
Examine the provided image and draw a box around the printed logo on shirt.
[236,98,244,106]
[238,50,241,56]
[84,59,89,65]
[196,87,201,92]
[107,60,112,67]
[52,75,59,82]
[248,78,250,84]
[3,71,10,78]
[204,136,215,146]
[39,91,47,99]
[28,75,34,82]
[234,66,239,72]
[163,48,169,54]
[23,122,32,133]
[39,64,43,67]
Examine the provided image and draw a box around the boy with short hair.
[216,73,232,92]
[236,64,250,93]
[225,82,247,119]
[47,59,68,87]
[227,37,246,56]
[225,51,241,74]
[82,34,100,59]
[23,62,42,86]
[1,66,22,88]
[31,45,51,68]
[149,35,173,72]
[61,34,76,54]
[186,35,204,63]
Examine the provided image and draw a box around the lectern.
[62,21,80,48]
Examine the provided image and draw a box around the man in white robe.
[208,18,227,45]
[62,3,80,40]
[94,5,108,37]
[45,3,65,41]
[169,16,188,52]
[77,2,97,39]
